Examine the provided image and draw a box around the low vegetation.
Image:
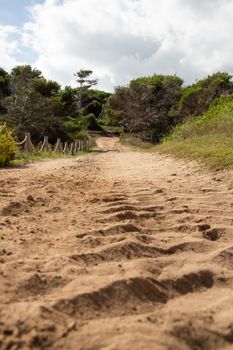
[0,124,17,166]
[158,95,233,170]
[120,133,155,151]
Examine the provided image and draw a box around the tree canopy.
[1,64,232,145]
[104,72,233,142]
[0,65,108,142]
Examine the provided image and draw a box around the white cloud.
[0,25,22,70]
[18,0,233,90]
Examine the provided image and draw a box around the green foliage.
[2,62,232,159]
[197,72,232,89]
[61,117,81,140]
[10,65,42,82]
[176,85,202,114]
[0,68,10,98]
[130,74,183,90]
[3,91,63,142]
[89,89,111,105]
[74,69,98,110]
[138,128,168,143]
[172,72,233,121]
[107,74,183,142]
[160,95,233,170]
[74,69,98,89]
[120,133,154,150]
[79,89,110,117]
[61,113,101,141]
[34,78,61,97]
[83,100,102,117]
[0,124,17,166]
[107,71,233,144]
[0,68,10,114]
[101,99,122,126]
[166,95,233,141]
[0,65,64,142]
[0,65,106,143]
[60,86,78,117]
[77,114,102,131]
[159,135,233,170]
[60,87,110,119]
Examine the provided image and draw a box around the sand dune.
[0,137,233,349]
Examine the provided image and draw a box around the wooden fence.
[19,133,94,154]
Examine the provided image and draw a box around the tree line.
[1,65,232,144]
[0,66,110,143]
[103,72,233,142]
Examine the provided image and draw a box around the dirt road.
[1,137,233,350]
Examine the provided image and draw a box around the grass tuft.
[120,133,154,151]
[158,136,233,170]
[158,95,233,170]
[10,151,90,166]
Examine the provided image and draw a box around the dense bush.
[104,71,233,143]
[104,74,183,142]
[171,72,233,122]
[77,114,102,131]
[159,95,233,170]
[83,100,102,118]
[0,124,17,166]
[60,117,81,140]
[167,95,233,141]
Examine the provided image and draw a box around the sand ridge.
[0,137,233,349]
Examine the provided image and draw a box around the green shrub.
[60,117,81,140]
[170,72,233,122]
[77,114,102,131]
[159,95,233,170]
[83,100,102,118]
[166,95,233,141]
[0,124,17,166]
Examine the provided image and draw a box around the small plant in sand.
[0,124,17,166]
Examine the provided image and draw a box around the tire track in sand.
[0,137,233,350]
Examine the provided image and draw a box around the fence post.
[86,139,90,152]
[63,142,69,153]
[37,141,43,151]
[19,134,90,155]
[24,132,34,153]
[40,136,50,152]
[69,142,74,154]
[74,141,78,153]
[54,138,63,153]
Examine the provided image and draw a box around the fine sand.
[1,137,233,350]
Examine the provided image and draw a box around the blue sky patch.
[0,0,44,26]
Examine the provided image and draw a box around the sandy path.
[1,137,233,350]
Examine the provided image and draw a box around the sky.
[1,0,233,91]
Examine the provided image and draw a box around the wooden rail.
[19,133,94,154]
